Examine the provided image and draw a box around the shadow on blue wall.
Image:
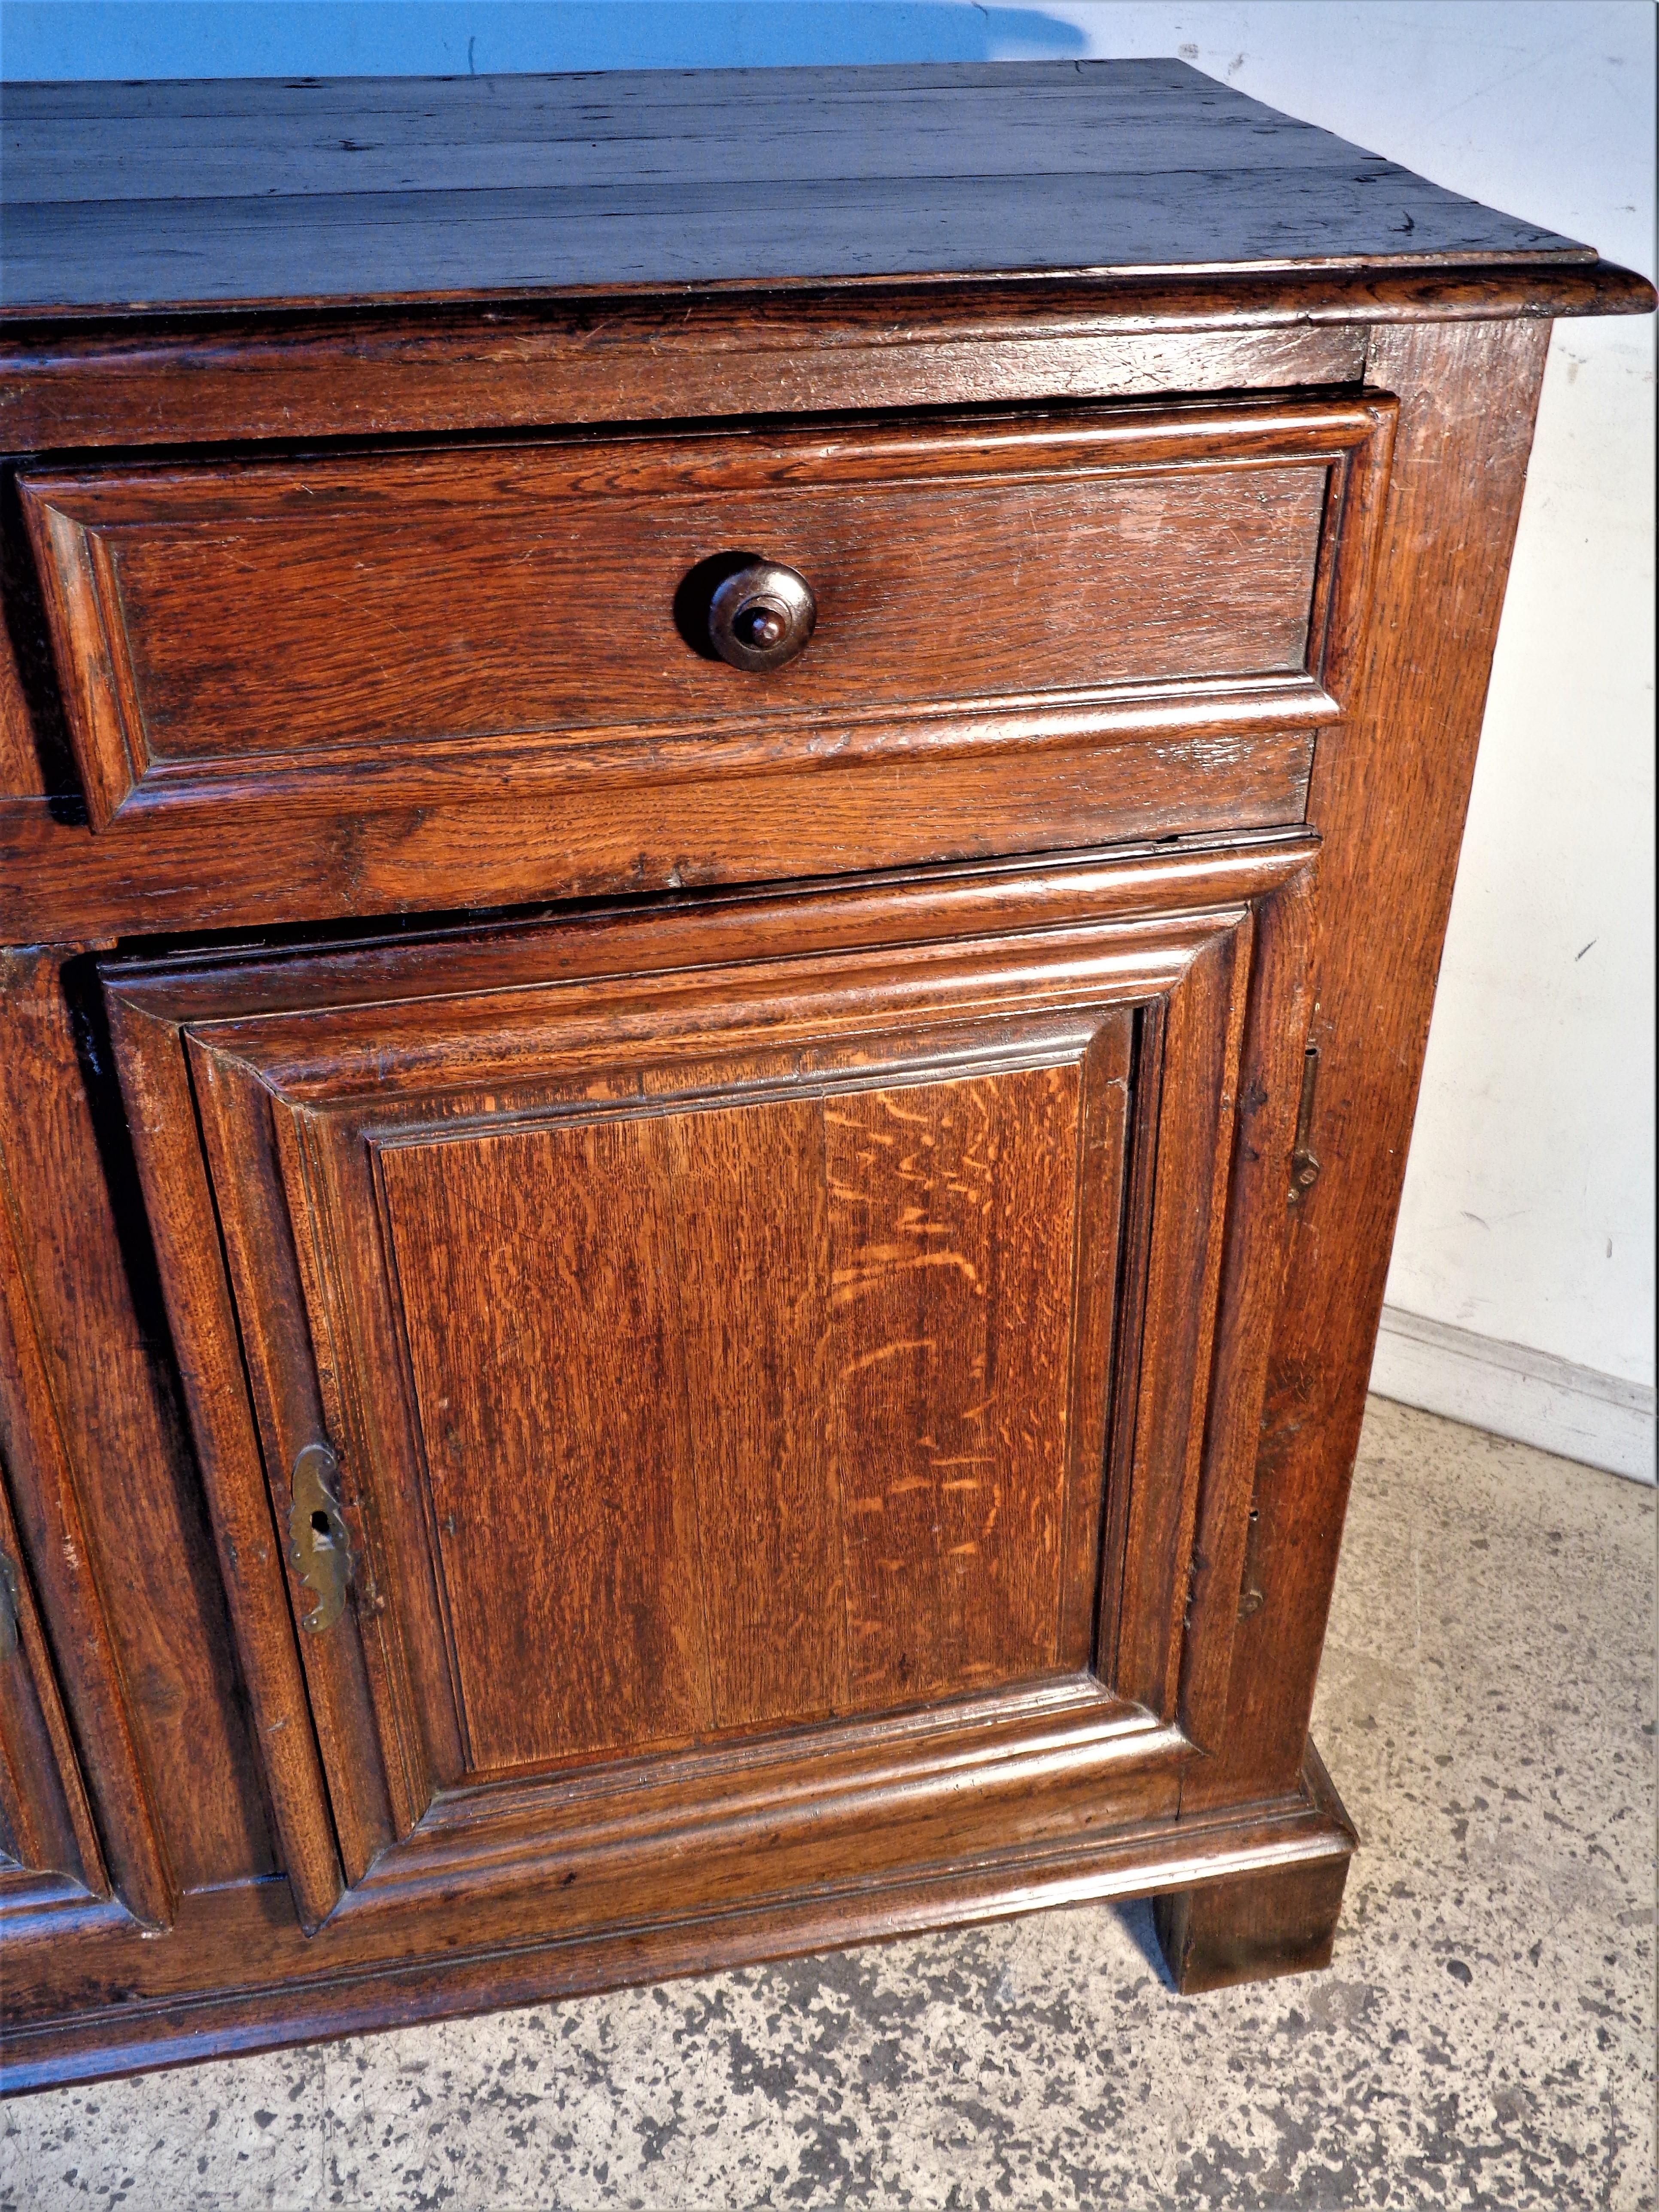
[1,3,1088,82]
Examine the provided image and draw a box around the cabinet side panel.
[1190,317,1554,1805]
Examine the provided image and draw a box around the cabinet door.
[106,833,1315,1936]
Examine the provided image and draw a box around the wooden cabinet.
[0,59,1650,2087]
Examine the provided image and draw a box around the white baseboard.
[1369,1307,1657,1483]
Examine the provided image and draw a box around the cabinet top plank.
[0,57,1611,321]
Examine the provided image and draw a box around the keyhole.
[310,1510,332,1538]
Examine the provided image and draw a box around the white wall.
[1030,3,1656,1477]
[6,2,1653,1475]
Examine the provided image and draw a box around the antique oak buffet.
[0,61,1650,2090]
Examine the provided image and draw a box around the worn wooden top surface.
[0,58,1597,320]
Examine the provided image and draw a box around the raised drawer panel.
[22,395,1394,831]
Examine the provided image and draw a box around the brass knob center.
[706,560,817,671]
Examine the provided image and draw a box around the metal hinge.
[1288,1045,1321,1205]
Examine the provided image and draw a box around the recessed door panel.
[826,1067,1086,1707]
[374,1056,1096,1774]
[381,1113,712,1772]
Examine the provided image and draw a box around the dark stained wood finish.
[100,997,348,1934]
[1155,1848,1349,1993]
[0,726,1318,947]
[0,58,1650,2093]
[0,309,1376,456]
[2,1734,1355,2094]
[0,953,275,1894]
[0,62,1590,319]
[1155,1742,1355,1990]
[19,398,1389,832]
[1176,859,1317,1749]
[0,1106,175,1931]
[0,1448,106,1908]
[1184,313,1564,1815]
[3,261,1652,460]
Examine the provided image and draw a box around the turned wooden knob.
[706,560,817,672]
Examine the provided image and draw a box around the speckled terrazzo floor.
[4,1397,1654,2211]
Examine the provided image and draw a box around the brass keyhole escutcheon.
[288,1442,354,1635]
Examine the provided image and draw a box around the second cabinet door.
[106,831,1316,1935]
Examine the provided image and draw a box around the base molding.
[1,1741,1355,2096]
[1370,1306,1656,1482]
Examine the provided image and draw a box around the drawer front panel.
[104,832,1317,1936]
[25,397,1394,831]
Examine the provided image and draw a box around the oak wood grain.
[665,1097,846,1728]
[0,1133,174,1930]
[0,313,1374,456]
[0,1736,1353,2093]
[0,1443,104,1899]
[0,952,274,1893]
[829,1064,1090,1705]
[1176,859,1316,1749]
[2,56,1647,2081]
[101,994,346,1932]
[381,1114,716,1771]
[0,728,1318,945]
[3,259,1653,461]
[18,398,1386,832]
[1156,1739,1355,1988]
[1106,927,1249,1716]
[98,833,1314,1972]
[185,1044,400,1879]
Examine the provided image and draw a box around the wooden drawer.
[21,396,1393,834]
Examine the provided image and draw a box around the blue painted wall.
[0,2,1085,82]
